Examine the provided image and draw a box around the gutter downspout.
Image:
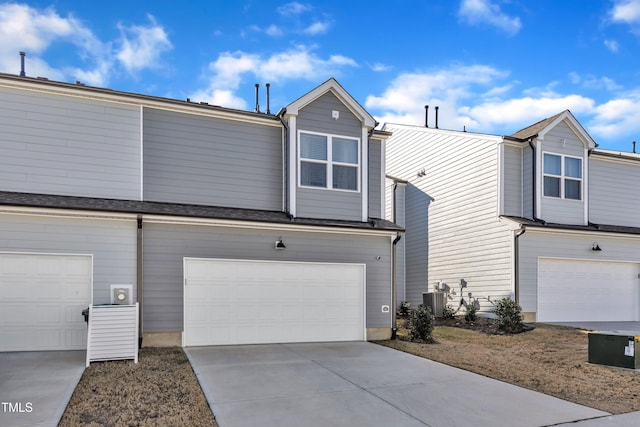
[391,233,402,339]
[514,226,526,304]
[137,215,143,348]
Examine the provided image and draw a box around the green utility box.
[588,332,640,370]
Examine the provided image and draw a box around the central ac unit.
[423,292,447,317]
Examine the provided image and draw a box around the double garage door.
[184,258,365,346]
[0,253,91,351]
[537,259,640,322]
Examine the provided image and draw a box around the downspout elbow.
[391,233,402,340]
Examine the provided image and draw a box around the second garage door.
[183,258,365,346]
[537,258,640,322]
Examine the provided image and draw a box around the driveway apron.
[186,342,607,427]
[0,351,85,427]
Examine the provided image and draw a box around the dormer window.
[543,152,582,200]
[299,131,359,191]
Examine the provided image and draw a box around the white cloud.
[277,2,312,16]
[604,39,620,52]
[303,21,330,35]
[458,0,522,35]
[191,46,358,108]
[265,25,284,37]
[370,62,392,72]
[610,0,640,24]
[116,15,173,72]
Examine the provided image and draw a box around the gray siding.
[0,86,141,199]
[295,92,363,221]
[589,156,640,227]
[143,108,283,211]
[0,213,137,304]
[502,144,522,217]
[142,222,392,332]
[523,145,533,219]
[518,230,640,317]
[385,125,515,311]
[386,180,407,307]
[539,122,586,224]
[368,139,382,218]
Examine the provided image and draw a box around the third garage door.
[183,258,365,346]
[537,259,640,322]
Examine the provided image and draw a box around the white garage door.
[0,253,92,351]
[537,259,640,322]
[184,258,365,346]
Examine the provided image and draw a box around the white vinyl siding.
[385,125,516,310]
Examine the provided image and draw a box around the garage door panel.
[538,259,640,322]
[184,259,365,346]
[0,253,91,351]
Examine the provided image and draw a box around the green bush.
[409,305,435,343]
[398,300,411,317]
[464,303,477,322]
[494,297,524,333]
[442,305,456,319]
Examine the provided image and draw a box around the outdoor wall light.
[592,242,602,252]
[275,238,286,250]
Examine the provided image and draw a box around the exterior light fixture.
[275,238,286,250]
[592,242,602,252]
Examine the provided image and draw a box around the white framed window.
[543,152,582,200]
[299,131,360,191]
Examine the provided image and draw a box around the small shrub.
[494,297,524,333]
[464,304,478,322]
[442,304,456,319]
[398,300,411,317]
[409,305,435,343]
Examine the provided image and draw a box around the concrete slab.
[186,342,609,427]
[0,351,85,427]
[549,322,640,334]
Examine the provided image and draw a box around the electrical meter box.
[588,332,640,370]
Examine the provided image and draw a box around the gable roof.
[509,110,597,149]
[285,78,376,129]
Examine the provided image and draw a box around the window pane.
[544,176,560,197]
[565,179,581,200]
[543,153,561,175]
[565,157,582,178]
[300,133,327,160]
[333,165,357,190]
[301,162,326,187]
[333,138,358,164]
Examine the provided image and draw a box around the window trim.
[298,130,361,192]
[542,151,583,201]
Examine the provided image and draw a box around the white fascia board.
[288,115,297,217]
[0,206,138,221]
[362,127,369,222]
[523,225,640,241]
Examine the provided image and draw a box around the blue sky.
[1,1,640,151]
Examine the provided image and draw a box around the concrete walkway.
[0,351,85,427]
[185,342,609,427]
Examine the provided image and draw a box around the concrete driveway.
[0,351,85,427]
[185,342,608,427]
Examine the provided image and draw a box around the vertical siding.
[143,222,391,332]
[295,92,363,221]
[0,213,137,304]
[539,122,586,224]
[518,230,640,317]
[368,139,382,218]
[502,144,522,217]
[589,156,640,227]
[0,86,141,199]
[385,125,515,311]
[143,108,283,211]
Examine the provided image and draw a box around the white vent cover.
[110,284,133,305]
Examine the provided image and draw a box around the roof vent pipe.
[435,106,439,129]
[19,51,26,77]
[633,141,636,154]
[424,105,429,128]
[254,83,260,113]
[266,83,271,114]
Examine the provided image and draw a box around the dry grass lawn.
[379,321,640,415]
[58,347,217,427]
